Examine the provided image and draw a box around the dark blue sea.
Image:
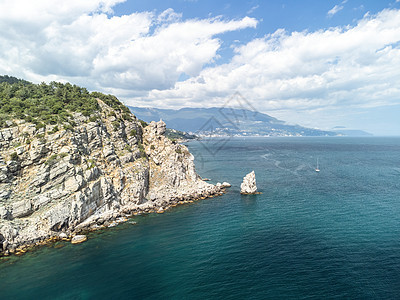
[1,137,400,299]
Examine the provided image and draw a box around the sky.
[1,0,400,135]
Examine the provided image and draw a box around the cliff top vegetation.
[0,75,131,129]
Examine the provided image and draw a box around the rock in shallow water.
[222,182,231,188]
[71,235,87,244]
[240,171,257,194]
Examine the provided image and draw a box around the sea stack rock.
[240,171,257,194]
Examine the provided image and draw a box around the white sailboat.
[315,158,320,172]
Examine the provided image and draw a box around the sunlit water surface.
[1,137,400,299]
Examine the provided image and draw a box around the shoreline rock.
[71,235,87,244]
[0,186,228,256]
[221,182,231,188]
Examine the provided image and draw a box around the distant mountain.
[129,106,337,137]
[334,130,373,137]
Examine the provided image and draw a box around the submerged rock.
[240,171,257,194]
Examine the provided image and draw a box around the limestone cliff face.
[144,120,217,206]
[0,100,222,254]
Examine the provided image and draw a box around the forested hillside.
[0,76,131,129]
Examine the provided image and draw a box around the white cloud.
[327,5,344,17]
[141,9,400,132]
[157,8,182,23]
[1,1,400,134]
[0,0,257,93]
[93,16,257,91]
[247,5,259,14]
[0,0,125,23]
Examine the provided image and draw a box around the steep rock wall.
[0,100,223,255]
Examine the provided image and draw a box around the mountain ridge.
[129,106,337,137]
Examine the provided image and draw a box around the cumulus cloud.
[1,1,400,133]
[157,8,182,23]
[93,16,257,91]
[0,0,257,93]
[142,9,400,131]
[0,0,125,24]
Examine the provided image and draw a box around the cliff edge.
[0,97,225,256]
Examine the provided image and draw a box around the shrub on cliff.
[0,76,133,129]
[10,151,19,161]
[139,120,148,128]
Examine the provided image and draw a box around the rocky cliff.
[0,99,225,256]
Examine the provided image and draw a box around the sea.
[1,137,400,299]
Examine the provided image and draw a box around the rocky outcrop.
[71,235,87,244]
[142,120,223,210]
[221,182,231,188]
[0,100,228,256]
[240,171,257,194]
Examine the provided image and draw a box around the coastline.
[1,184,228,258]
[0,101,231,259]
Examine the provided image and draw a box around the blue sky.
[1,0,400,135]
[112,0,399,64]
[114,0,395,30]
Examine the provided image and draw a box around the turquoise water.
[1,137,400,299]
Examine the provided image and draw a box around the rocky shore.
[0,100,229,257]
